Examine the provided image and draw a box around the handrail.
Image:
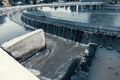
[0,2,105,10]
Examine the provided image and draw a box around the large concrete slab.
[0,48,40,80]
[1,29,45,61]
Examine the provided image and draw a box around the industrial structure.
[1,0,120,6]
[1,0,120,80]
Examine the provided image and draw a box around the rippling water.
[0,15,30,45]
[35,6,120,27]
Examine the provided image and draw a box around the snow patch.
[28,68,41,76]
[40,77,51,80]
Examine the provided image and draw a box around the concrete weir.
[0,48,40,80]
[1,29,45,62]
[21,12,120,51]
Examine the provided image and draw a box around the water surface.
[0,15,30,45]
[35,6,120,27]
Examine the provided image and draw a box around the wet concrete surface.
[23,33,87,79]
[10,12,88,79]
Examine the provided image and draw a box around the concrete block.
[0,48,40,80]
[1,29,45,61]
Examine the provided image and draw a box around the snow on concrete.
[39,77,51,80]
[0,48,40,80]
[28,68,41,76]
[1,29,45,59]
[88,47,120,80]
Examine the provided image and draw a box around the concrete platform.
[0,48,40,80]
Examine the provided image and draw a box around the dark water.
[34,5,120,27]
[0,15,30,45]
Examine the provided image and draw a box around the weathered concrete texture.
[23,33,88,79]
[1,29,45,61]
[0,48,39,80]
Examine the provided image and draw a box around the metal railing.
[0,2,105,10]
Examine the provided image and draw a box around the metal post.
[80,0,83,11]
[90,0,92,10]
[98,0,101,10]
[76,5,78,13]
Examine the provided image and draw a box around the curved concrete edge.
[1,29,45,61]
[0,48,40,80]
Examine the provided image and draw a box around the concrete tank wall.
[21,13,120,51]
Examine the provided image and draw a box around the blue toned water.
[0,15,30,45]
[37,6,120,27]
